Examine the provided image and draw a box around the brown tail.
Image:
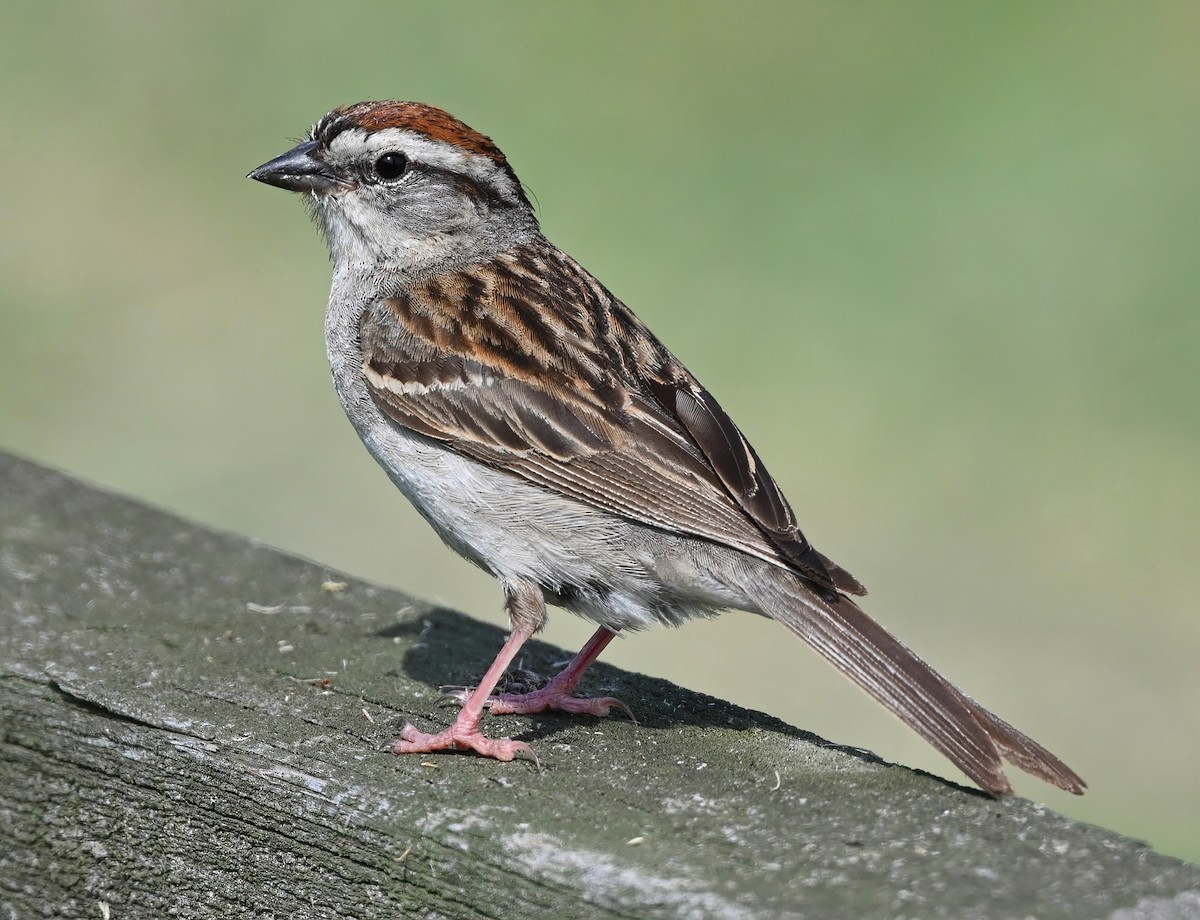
[760,577,1085,796]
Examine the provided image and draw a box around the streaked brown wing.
[362,354,616,459]
[361,349,775,558]
[359,245,864,595]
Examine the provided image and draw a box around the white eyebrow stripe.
[331,126,521,204]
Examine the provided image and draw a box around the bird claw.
[393,721,541,770]
[474,685,637,723]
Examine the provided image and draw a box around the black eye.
[374,152,408,181]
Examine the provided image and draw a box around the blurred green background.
[2,2,1197,863]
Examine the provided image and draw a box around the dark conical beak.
[247,140,340,193]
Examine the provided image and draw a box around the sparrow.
[248,101,1085,796]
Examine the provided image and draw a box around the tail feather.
[760,578,1085,796]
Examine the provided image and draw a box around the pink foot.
[449,682,637,722]
[392,720,539,766]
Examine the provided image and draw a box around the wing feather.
[358,243,864,595]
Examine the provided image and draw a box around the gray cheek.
[387,184,483,236]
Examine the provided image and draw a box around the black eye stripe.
[373,151,408,181]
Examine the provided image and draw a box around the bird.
[248,100,1085,796]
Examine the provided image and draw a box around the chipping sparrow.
[248,101,1084,796]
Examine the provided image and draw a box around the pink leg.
[393,623,539,763]
[474,626,635,721]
